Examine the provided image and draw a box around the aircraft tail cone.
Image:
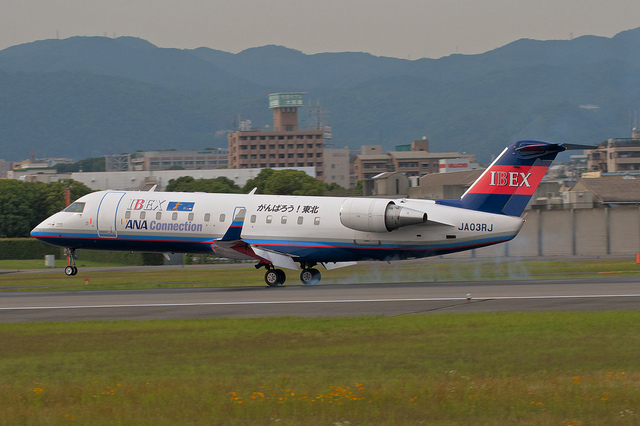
[385,205,427,231]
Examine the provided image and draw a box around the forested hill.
[1,28,639,162]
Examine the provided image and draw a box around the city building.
[130,149,228,171]
[566,175,640,208]
[7,160,59,181]
[408,169,484,199]
[587,137,640,173]
[228,93,326,180]
[370,172,411,197]
[0,159,12,178]
[353,139,474,182]
[438,157,481,173]
[323,148,351,188]
[353,151,392,181]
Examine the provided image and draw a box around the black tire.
[300,268,320,285]
[275,269,286,285]
[265,269,284,286]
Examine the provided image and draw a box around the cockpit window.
[63,202,85,213]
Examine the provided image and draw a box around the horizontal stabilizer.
[559,143,598,151]
[514,141,597,157]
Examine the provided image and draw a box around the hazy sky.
[1,0,639,59]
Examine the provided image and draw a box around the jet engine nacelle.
[339,198,427,233]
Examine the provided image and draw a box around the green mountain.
[0,29,639,162]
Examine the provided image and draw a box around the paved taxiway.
[1,275,639,322]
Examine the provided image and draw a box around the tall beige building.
[228,93,325,179]
[323,148,351,188]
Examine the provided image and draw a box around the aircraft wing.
[251,246,356,271]
[210,239,258,261]
[211,207,264,262]
[250,246,299,270]
[211,207,301,269]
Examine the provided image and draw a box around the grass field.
[2,259,640,424]
[1,312,639,425]
[0,259,132,270]
[1,258,639,291]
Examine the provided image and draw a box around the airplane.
[31,140,592,286]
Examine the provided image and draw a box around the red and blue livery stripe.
[437,140,568,216]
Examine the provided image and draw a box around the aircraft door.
[97,192,125,238]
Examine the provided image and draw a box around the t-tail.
[437,140,595,217]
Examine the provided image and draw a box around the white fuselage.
[31,190,524,263]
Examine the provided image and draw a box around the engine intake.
[340,199,427,233]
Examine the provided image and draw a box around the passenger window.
[297,216,303,225]
[156,212,162,220]
[140,211,146,219]
[314,217,321,225]
[250,215,256,223]
[281,216,287,224]
[172,212,178,220]
[188,213,194,221]
[219,214,226,222]
[204,213,211,222]
[125,211,131,219]
[266,215,272,224]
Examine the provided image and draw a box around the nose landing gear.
[64,248,78,276]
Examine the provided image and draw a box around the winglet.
[219,207,246,241]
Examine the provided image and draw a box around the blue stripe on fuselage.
[31,231,515,262]
[30,231,215,253]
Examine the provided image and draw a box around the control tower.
[269,93,304,131]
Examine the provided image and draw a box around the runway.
[1,275,639,322]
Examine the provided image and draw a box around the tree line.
[165,169,348,196]
[0,179,93,238]
[1,170,358,238]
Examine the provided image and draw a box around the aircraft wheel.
[300,268,321,285]
[265,269,286,286]
[65,266,77,276]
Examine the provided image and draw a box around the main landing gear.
[264,268,286,286]
[64,248,78,276]
[257,262,322,286]
[299,266,321,285]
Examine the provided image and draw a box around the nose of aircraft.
[30,213,58,239]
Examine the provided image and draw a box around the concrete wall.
[446,206,640,259]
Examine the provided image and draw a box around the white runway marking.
[3,294,640,311]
